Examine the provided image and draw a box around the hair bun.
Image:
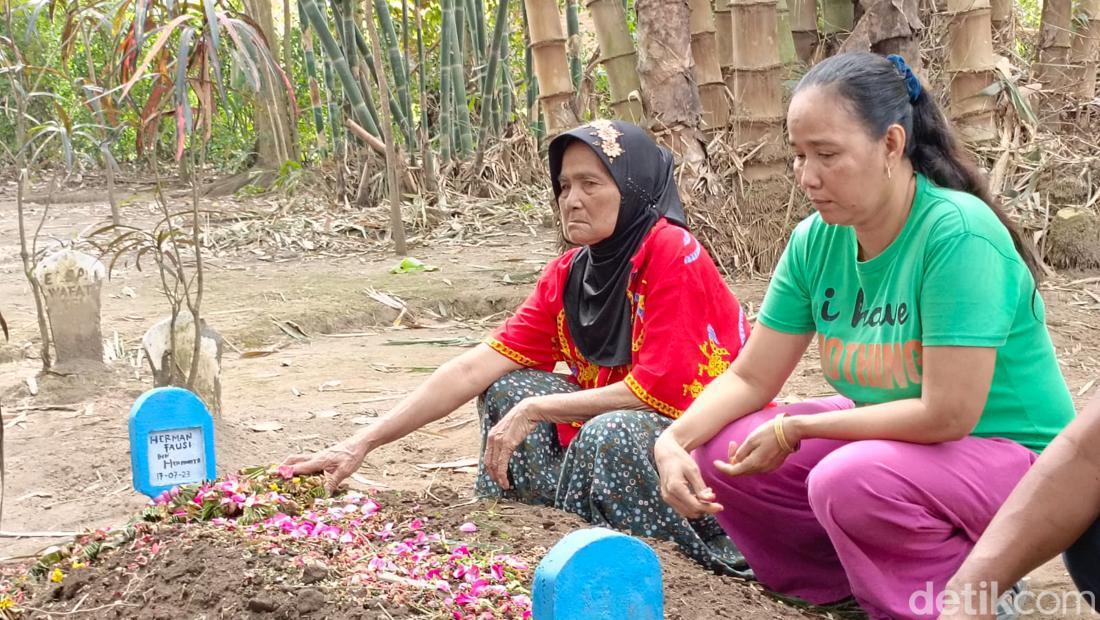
[886,54,922,103]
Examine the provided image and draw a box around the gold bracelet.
[773,412,798,453]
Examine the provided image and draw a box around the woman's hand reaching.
[655,433,724,519]
[484,397,541,489]
[281,433,371,495]
[711,414,797,478]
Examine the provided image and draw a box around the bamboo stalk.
[775,0,797,65]
[474,0,513,170]
[373,0,416,147]
[1070,0,1100,103]
[349,24,412,134]
[946,0,999,142]
[820,0,853,51]
[440,0,455,160]
[282,0,301,159]
[586,0,644,122]
[298,1,329,153]
[414,0,438,188]
[302,0,381,137]
[714,0,733,80]
[364,0,408,255]
[444,0,475,154]
[990,0,1013,47]
[322,52,343,151]
[524,0,579,134]
[689,0,729,128]
[788,0,816,62]
[340,0,358,74]
[567,0,583,90]
[472,0,488,63]
[500,19,515,126]
[729,0,785,179]
[1036,0,1073,92]
[402,0,412,121]
[521,0,543,140]
[454,0,467,65]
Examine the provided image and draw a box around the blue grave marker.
[533,527,663,620]
[128,387,216,498]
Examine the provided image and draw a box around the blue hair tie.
[886,54,922,104]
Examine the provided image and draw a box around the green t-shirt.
[759,174,1073,452]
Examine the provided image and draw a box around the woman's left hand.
[713,414,799,477]
[484,397,542,489]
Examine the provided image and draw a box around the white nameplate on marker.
[147,427,206,486]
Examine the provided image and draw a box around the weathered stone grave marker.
[142,311,224,417]
[128,387,217,498]
[34,249,106,365]
[533,527,663,620]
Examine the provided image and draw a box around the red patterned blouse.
[487,219,752,446]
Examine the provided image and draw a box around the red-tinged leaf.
[60,13,76,67]
[136,80,170,155]
[119,14,192,100]
[118,31,138,83]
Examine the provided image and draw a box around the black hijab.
[547,120,688,367]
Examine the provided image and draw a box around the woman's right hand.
[655,432,724,519]
[280,434,370,495]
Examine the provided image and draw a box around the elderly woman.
[284,120,752,574]
[655,53,1074,618]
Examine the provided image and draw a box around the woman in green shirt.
[653,52,1074,619]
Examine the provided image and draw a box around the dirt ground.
[1,185,1099,618]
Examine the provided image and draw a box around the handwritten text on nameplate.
[147,427,205,485]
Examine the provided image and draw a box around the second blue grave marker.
[532,527,663,620]
[128,387,217,499]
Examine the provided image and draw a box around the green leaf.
[390,257,439,273]
[977,81,1003,97]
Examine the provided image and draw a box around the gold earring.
[887,165,893,180]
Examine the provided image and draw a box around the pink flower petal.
[458,522,478,533]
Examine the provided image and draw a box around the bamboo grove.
[3,0,1100,201]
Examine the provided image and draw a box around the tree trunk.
[688,0,730,128]
[839,0,923,73]
[728,0,784,179]
[635,0,706,169]
[243,0,296,168]
[713,0,734,79]
[789,0,817,62]
[524,0,580,134]
[1036,0,1073,93]
[1070,0,1100,104]
[946,0,998,142]
[586,0,646,122]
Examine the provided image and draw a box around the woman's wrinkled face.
[557,141,621,246]
[788,86,892,227]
